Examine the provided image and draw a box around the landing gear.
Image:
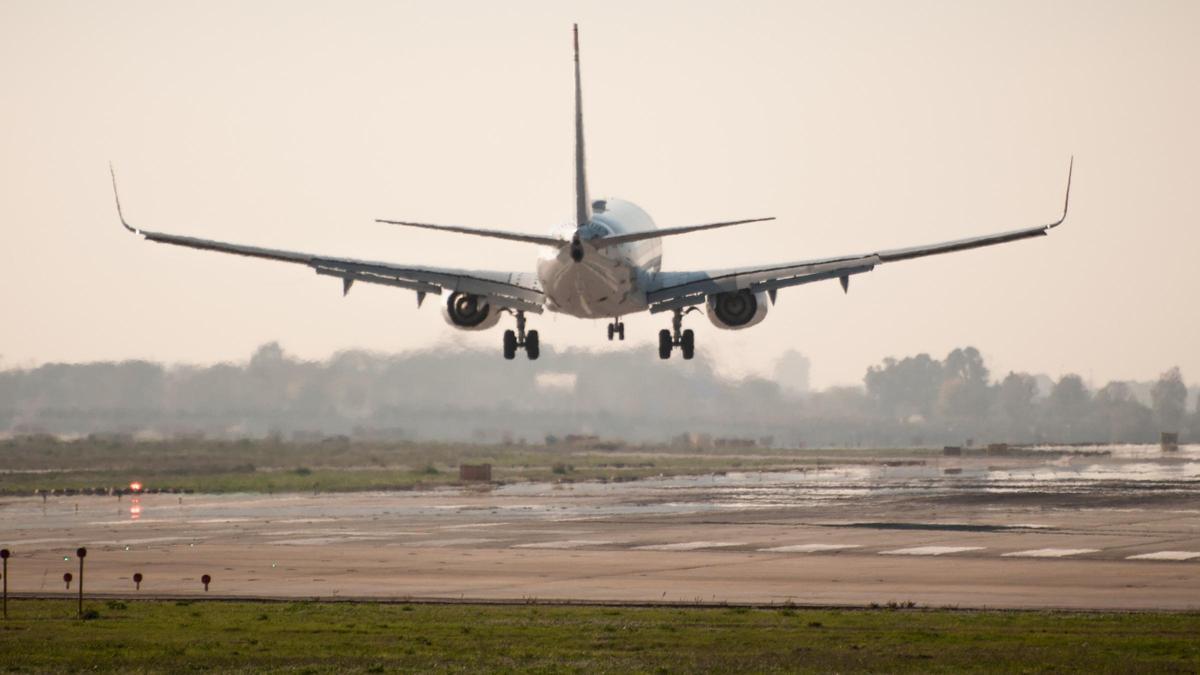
[503,310,539,360]
[607,319,625,341]
[658,308,698,360]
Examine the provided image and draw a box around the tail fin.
[573,24,591,229]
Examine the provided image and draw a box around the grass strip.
[0,599,1197,673]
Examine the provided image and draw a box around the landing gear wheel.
[607,319,626,342]
[503,330,517,360]
[658,329,672,360]
[680,329,695,360]
[525,330,540,360]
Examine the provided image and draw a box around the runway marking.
[439,522,511,530]
[879,546,984,556]
[1002,548,1099,558]
[272,518,342,524]
[1,537,72,547]
[512,540,615,550]
[1126,551,1200,561]
[91,536,196,546]
[185,518,257,524]
[404,537,498,547]
[759,544,862,553]
[634,541,745,551]
[270,536,391,546]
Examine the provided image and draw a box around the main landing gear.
[658,307,697,360]
[503,310,539,360]
[607,318,625,341]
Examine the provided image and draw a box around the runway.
[2,445,1198,610]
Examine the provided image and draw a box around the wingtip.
[109,162,139,234]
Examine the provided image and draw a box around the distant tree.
[864,354,943,421]
[1150,367,1187,433]
[1047,374,1091,441]
[1092,381,1153,443]
[996,372,1038,430]
[937,347,994,420]
[773,350,811,394]
[1192,394,1200,441]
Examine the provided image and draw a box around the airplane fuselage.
[537,198,661,318]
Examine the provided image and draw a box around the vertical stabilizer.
[573,24,591,228]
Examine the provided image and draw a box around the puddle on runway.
[2,445,1196,535]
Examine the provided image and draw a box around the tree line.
[0,343,1195,446]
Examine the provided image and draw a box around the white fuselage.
[536,198,661,318]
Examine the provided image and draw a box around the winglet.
[1047,155,1073,229]
[109,162,140,234]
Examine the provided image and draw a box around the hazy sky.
[2,1,1198,389]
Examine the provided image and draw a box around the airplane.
[111,25,1071,362]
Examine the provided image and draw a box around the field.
[0,435,931,495]
[1,599,1197,673]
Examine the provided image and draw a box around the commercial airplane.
[111,25,1071,361]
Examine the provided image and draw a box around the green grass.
[0,436,932,495]
[0,600,1196,673]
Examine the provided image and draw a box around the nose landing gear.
[658,307,697,360]
[503,310,539,360]
[606,319,625,341]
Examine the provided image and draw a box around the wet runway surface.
[2,445,1198,609]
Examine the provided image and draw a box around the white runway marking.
[91,536,196,546]
[404,537,498,547]
[634,541,745,551]
[1,537,71,547]
[185,518,256,524]
[880,546,984,556]
[1002,548,1099,558]
[271,536,389,546]
[760,544,862,553]
[271,518,342,524]
[439,522,511,530]
[512,540,615,549]
[1126,551,1200,561]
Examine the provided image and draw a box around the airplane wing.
[110,170,544,313]
[646,159,1072,314]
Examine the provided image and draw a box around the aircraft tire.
[681,329,695,360]
[503,330,517,360]
[526,330,540,360]
[658,329,672,360]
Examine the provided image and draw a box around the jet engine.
[706,289,769,330]
[442,292,501,331]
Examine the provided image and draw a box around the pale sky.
[2,0,1198,389]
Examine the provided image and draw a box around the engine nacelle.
[706,289,769,330]
[442,292,502,331]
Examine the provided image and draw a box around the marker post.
[1,548,10,619]
[76,547,87,619]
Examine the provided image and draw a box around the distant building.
[459,464,492,481]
